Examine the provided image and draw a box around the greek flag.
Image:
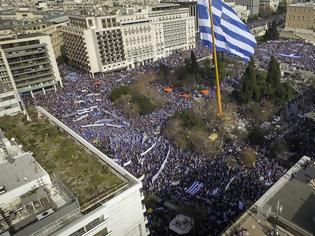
[185,181,204,195]
[198,0,256,61]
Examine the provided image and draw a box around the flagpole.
[208,0,223,116]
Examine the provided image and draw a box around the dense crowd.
[247,13,285,29]
[24,39,314,235]
[255,40,315,73]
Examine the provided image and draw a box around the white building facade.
[0,34,62,97]
[0,47,21,116]
[62,3,196,75]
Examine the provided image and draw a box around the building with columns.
[0,33,62,97]
[283,2,315,44]
[62,3,196,75]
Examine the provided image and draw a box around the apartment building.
[0,106,148,236]
[226,2,251,21]
[0,33,62,96]
[259,0,280,11]
[0,48,21,117]
[226,0,260,16]
[62,3,196,75]
[0,13,69,62]
[284,2,315,43]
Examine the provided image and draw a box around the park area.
[0,109,127,206]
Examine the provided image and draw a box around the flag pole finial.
[208,0,223,116]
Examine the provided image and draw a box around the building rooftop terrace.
[0,109,128,208]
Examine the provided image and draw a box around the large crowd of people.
[24,39,314,235]
[255,40,315,73]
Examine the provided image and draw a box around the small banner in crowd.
[185,181,204,195]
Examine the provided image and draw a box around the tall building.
[259,0,280,11]
[284,2,315,43]
[162,0,199,33]
[62,3,196,75]
[226,2,251,21]
[0,13,69,62]
[0,33,62,97]
[0,107,149,236]
[0,48,22,117]
[226,0,260,16]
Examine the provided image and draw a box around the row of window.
[1,40,40,49]
[0,95,15,102]
[0,103,19,112]
[288,8,312,13]
[288,15,312,20]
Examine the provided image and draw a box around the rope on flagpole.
[208,0,223,116]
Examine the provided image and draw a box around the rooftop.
[0,108,128,207]
[289,2,315,7]
[0,153,47,194]
[266,159,315,234]
[223,156,315,236]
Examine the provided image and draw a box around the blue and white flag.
[224,175,236,191]
[198,0,257,61]
[185,181,204,195]
[280,53,302,59]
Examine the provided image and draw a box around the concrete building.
[162,0,199,33]
[0,48,21,117]
[226,0,260,16]
[226,1,251,21]
[222,156,315,236]
[0,33,62,96]
[259,0,280,11]
[62,3,196,75]
[0,106,149,236]
[283,2,315,44]
[0,87,21,117]
[0,13,69,62]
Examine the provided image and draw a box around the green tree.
[202,59,216,87]
[248,126,266,146]
[266,56,283,100]
[217,53,226,80]
[259,5,273,18]
[277,0,287,13]
[132,95,155,115]
[239,59,258,103]
[190,50,199,74]
[240,148,257,167]
[263,20,279,41]
[110,86,130,102]
[159,63,170,83]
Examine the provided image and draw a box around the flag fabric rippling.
[197,0,257,61]
[185,181,204,195]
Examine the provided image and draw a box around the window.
[85,216,105,231]
[88,19,93,27]
[102,19,106,28]
[107,18,111,27]
[0,95,15,101]
[69,227,86,236]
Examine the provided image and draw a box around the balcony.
[8,55,49,65]
[14,71,53,82]
[12,66,52,77]
[10,61,50,71]
[4,43,47,53]
[17,79,57,93]
[6,49,47,59]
